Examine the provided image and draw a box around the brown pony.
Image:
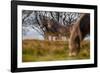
[69,13,90,56]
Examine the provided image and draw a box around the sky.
[22,27,44,40]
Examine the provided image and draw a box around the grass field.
[22,39,90,62]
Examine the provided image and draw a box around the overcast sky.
[22,27,44,40]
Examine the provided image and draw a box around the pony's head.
[68,14,90,56]
[68,23,81,56]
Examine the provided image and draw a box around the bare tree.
[22,10,81,39]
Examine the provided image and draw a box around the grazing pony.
[69,14,90,56]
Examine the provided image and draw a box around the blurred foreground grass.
[22,39,90,62]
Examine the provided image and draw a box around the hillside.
[22,39,90,62]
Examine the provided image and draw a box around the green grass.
[22,39,90,62]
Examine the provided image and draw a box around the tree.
[22,10,81,39]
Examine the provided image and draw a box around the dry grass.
[22,39,90,62]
